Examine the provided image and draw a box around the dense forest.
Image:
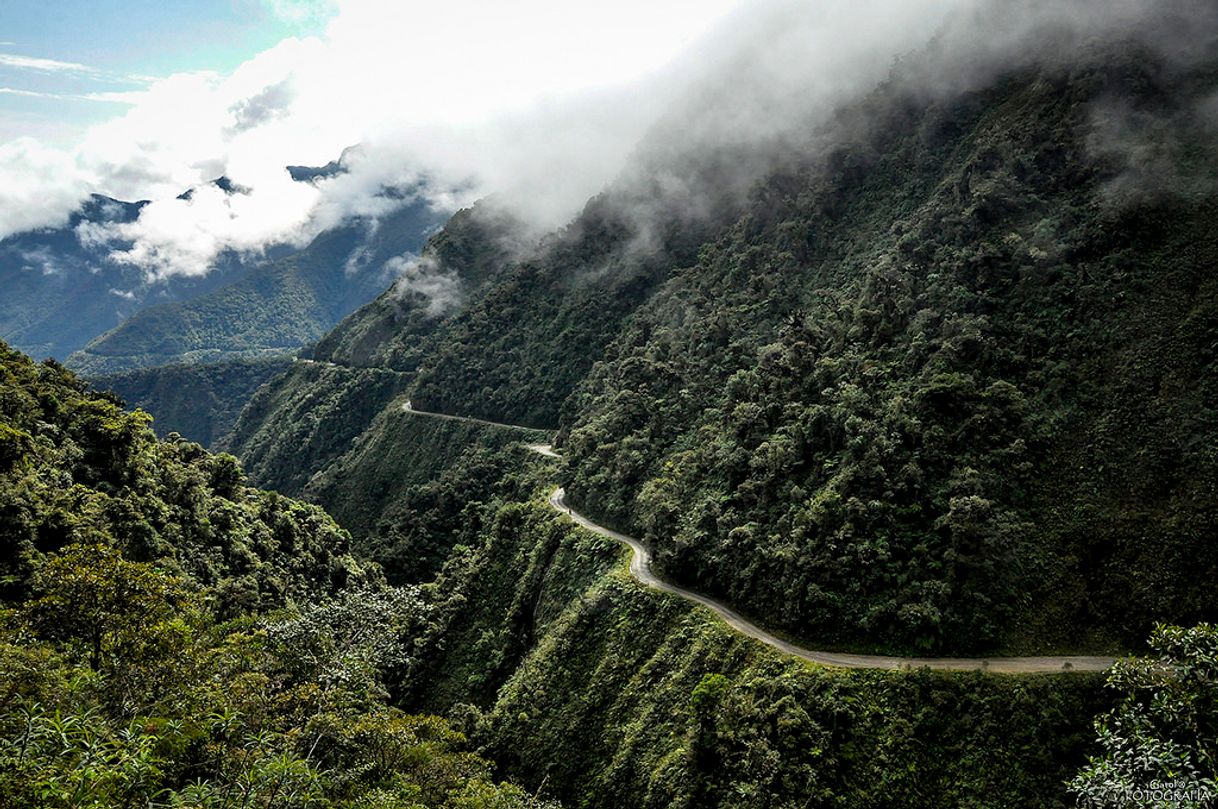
[559,46,1218,655]
[9,7,1218,807]
[0,340,553,807]
[206,24,1218,805]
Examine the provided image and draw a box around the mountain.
[0,194,260,359]
[67,194,449,374]
[209,24,1218,807]
[217,202,535,487]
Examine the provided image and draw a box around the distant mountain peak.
[176,176,250,201]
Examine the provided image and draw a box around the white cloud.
[0,138,92,236]
[0,86,144,104]
[19,247,62,276]
[0,87,60,98]
[0,52,97,74]
[386,253,462,316]
[82,90,147,105]
[0,0,746,272]
[1,0,1213,280]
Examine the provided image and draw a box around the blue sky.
[0,0,329,142]
[0,0,802,273]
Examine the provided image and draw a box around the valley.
[2,1,1217,806]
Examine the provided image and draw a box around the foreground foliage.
[0,341,555,807]
[0,548,552,808]
[1070,624,1218,808]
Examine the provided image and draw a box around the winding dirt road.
[400,401,550,434]
[539,474,1115,673]
[402,418,1117,674]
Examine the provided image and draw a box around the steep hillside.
[222,202,535,491]
[89,356,291,446]
[219,360,413,493]
[306,414,549,581]
[0,195,259,359]
[558,45,1218,655]
[0,339,553,808]
[68,197,447,374]
[228,36,1218,661]
[314,202,536,369]
[312,435,1112,809]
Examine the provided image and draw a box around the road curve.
[544,484,1115,675]
[400,401,552,434]
[394,412,1114,674]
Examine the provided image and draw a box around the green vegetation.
[193,28,1218,809]
[557,50,1218,655]
[305,412,548,579]
[219,362,412,495]
[68,200,446,375]
[233,46,1218,659]
[356,459,1111,808]
[221,203,538,495]
[1070,624,1217,807]
[0,341,369,612]
[0,340,553,806]
[314,204,535,372]
[90,356,291,447]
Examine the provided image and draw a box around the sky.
[1,0,1202,282]
[0,0,752,276]
[0,0,329,143]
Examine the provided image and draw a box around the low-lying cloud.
[1,0,1215,283]
[385,254,463,317]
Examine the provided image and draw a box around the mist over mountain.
[0,193,262,359]
[4,0,1218,807]
[0,155,422,362]
[68,187,449,374]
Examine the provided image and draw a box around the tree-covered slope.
[89,356,291,447]
[67,197,448,374]
[306,415,549,582]
[0,338,556,807]
[143,14,1218,809]
[314,203,537,370]
[325,439,1113,809]
[0,339,369,613]
[558,47,1218,655]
